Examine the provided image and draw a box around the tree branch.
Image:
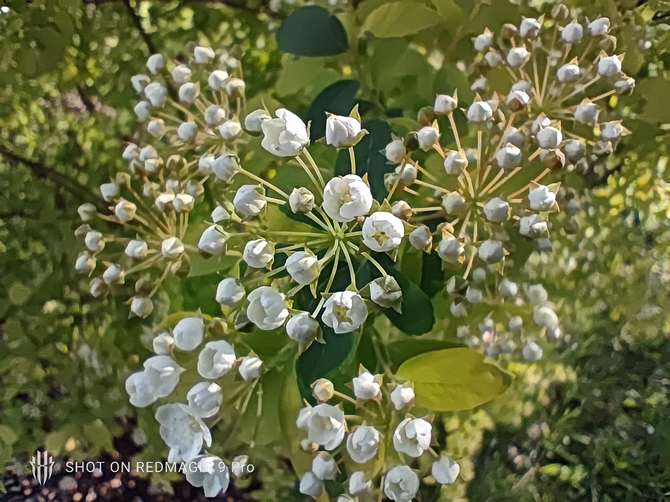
[121,0,158,55]
[0,145,105,211]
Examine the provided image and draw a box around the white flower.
[243,239,274,268]
[193,46,215,64]
[204,104,226,125]
[507,47,530,67]
[473,30,493,52]
[508,316,523,332]
[442,193,466,215]
[434,94,458,115]
[519,214,548,238]
[172,193,194,213]
[233,185,266,218]
[122,143,140,161]
[98,183,118,204]
[225,78,246,97]
[384,465,420,502]
[153,333,174,355]
[286,251,320,284]
[485,51,502,67]
[393,417,432,457]
[384,138,407,163]
[532,114,551,134]
[312,452,337,480]
[557,63,581,83]
[504,127,525,147]
[179,82,199,103]
[146,53,164,74]
[533,305,559,329]
[369,276,402,309]
[526,283,548,305]
[394,162,417,185]
[178,121,197,141]
[103,263,124,284]
[239,356,263,380]
[528,185,556,211]
[352,370,381,401]
[84,230,105,253]
[322,291,368,334]
[156,403,211,463]
[244,109,271,132]
[173,316,205,351]
[522,341,543,361]
[198,225,227,255]
[211,205,230,223]
[409,225,432,251]
[499,278,518,297]
[144,82,167,107]
[89,278,106,298]
[187,382,223,418]
[520,17,541,38]
[78,203,96,222]
[349,471,371,496]
[299,471,323,498]
[261,108,309,157]
[614,76,635,95]
[512,79,532,93]
[601,121,625,142]
[564,139,585,162]
[134,101,151,121]
[467,100,493,122]
[298,403,346,450]
[75,252,96,273]
[536,126,562,149]
[443,151,468,175]
[495,143,522,169]
[391,384,415,410]
[322,174,373,222]
[211,154,238,183]
[216,278,245,307]
[208,70,229,90]
[432,457,460,484]
[289,187,315,213]
[561,21,583,43]
[287,313,320,343]
[130,296,153,318]
[574,101,600,124]
[115,199,136,223]
[362,212,405,252]
[466,287,483,303]
[588,17,610,36]
[247,286,289,330]
[506,90,530,111]
[311,378,334,402]
[185,455,229,498]
[417,125,440,150]
[126,355,182,407]
[219,120,242,140]
[131,74,150,93]
[437,236,464,263]
[597,55,621,77]
[347,425,380,463]
[161,237,185,259]
[171,64,192,84]
[479,239,505,264]
[326,113,365,148]
[198,340,236,379]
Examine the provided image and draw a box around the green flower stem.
[347,241,388,277]
[302,149,326,188]
[333,390,357,405]
[414,179,449,194]
[237,167,289,199]
[265,230,325,238]
[349,147,356,175]
[295,155,321,192]
[340,241,358,289]
[148,263,172,298]
[265,196,287,205]
[305,211,333,234]
[124,253,163,275]
[312,245,341,316]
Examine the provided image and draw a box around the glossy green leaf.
[306,80,360,140]
[396,347,512,411]
[277,5,349,57]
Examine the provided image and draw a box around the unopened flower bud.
[520,18,541,38]
[85,230,105,252]
[557,63,580,83]
[90,277,108,298]
[204,104,226,125]
[574,101,599,124]
[225,78,246,97]
[614,76,635,95]
[391,200,412,220]
[442,193,466,215]
[233,185,266,218]
[499,278,518,297]
[75,252,96,273]
[519,214,548,238]
[244,109,271,133]
[161,236,185,259]
[286,251,319,284]
[536,126,562,150]
[473,29,493,52]
[103,263,124,285]
[239,356,262,380]
[416,125,440,150]
[219,119,242,140]
[211,205,231,223]
[495,143,522,169]
[125,239,148,260]
[78,203,96,222]
[114,199,137,223]
[155,193,175,212]
[286,312,320,344]
[467,101,493,122]
[177,121,197,141]
[146,54,163,74]
[588,17,610,36]
[528,185,556,211]
[243,239,274,268]
[211,154,239,183]
[289,187,315,213]
[409,225,433,252]
[173,193,195,213]
[434,94,458,115]
[326,113,366,148]
[507,47,530,67]
[479,239,505,264]
[178,82,199,103]
[171,64,192,85]
[384,138,407,163]
[144,82,167,107]
[134,101,151,121]
[208,70,229,90]
[438,236,464,262]
[390,383,415,410]
[193,46,215,64]
[561,21,583,43]
[130,296,153,318]
[444,150,468,175]
[522,341,543,361]
[597,54,622,77]
[311,378,334,402]
[506,90,530,111]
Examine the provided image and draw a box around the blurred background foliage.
[1,0,669,500]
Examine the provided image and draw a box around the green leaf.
[306,80,360,140]
[187,253,238,278]
[296,327,356,401]
[396,347,512,411]
[0,425,18,446]
[363,1,443,38]
[387,339,465,367]
[335,118,394,200]
[277,5,349,57]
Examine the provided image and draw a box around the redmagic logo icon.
[30,450,55,485]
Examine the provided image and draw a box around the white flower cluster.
[297,368,460,501]
[125,314,261,496]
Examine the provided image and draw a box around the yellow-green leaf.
[396,348,512,411]
[363,1,443,38]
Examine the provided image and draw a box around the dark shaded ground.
[2,422,261,502]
